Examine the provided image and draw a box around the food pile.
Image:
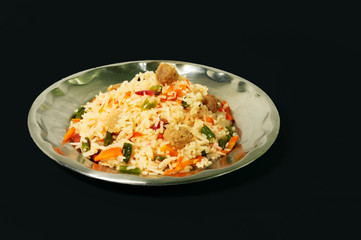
[62,63,239,176]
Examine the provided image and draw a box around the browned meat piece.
[202,94,221,113]
[163,125,193,148]
[156,63,179,84]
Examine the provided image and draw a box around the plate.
[28,60,280,185]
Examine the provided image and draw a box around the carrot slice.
[222,100,234,121]
[93,147,123,162]
[222,136,239,153]
[160,144,178,156]
[124,91,132,99]
[206,117,214,124]
[63,127,76,143]
[131,132,143,138]
[164,156,203,175]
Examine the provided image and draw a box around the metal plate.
[28,60,280,185]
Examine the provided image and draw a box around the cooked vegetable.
[222,136,239,153]
[71,133,81,142]
[122,142,133,163]
[164,156,203,175]
[201,150,207,156]
[104,131,113,146]
[218,126,234,149]
[81,137,90,152]
[150,85,163,95]
[206,117,214,124]
[63,127,76,143]
[72,106,86,119]
[181,100,189,108]
[140,99,157,110]
[222,100,234,121]
[119,165,141,175]
[226,126,234,136]
[218,137,228,149]
[150,118,168,130]
[131,132,143,138]
[153,155,166,161]
[201,125,215,140]
[160,144,178,156]
[94,147,122,162]
[135,90,155,96]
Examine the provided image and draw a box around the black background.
[2,1,361,239]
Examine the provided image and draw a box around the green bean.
[119,165,140,175]
[72,106,86,119]
[153,155,166,161]
[181,100,189,108]
[219,126,234,149]
[201,125,215,140]
[81,137,90,152]
[150,85,163,95]
[122,142,133,163]
[140,99,157,110]
[104,131,113,146]
[218,137,228,149]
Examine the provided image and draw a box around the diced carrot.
[160,144,178,156]
[63,127,76,143]
[180,84,187,91]
[166,85,175,93]
[164,156,203,175]
[222,136,239,153]
[92,163,100,171]
[93,147,123,162]
[221,100,234,121]
[164,168,179,175]
[175,89,183,98]
[125,91,132,99]
[131,132,143,138]
[71,118,81,123]
[206,117,214,124]
[193,156,203,164]
[224,106,234,121]
[177,155,183,165]
[186,78,191,85]
[157,133,164,139]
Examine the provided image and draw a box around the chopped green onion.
[104,131,113,146]
[119,165,140,175]
[122,142,133,163]
[201,125,215,140]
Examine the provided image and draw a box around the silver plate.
[28,60,280,185]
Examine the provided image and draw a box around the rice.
[66,63,238,176]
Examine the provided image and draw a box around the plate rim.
[28,59,280,186]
